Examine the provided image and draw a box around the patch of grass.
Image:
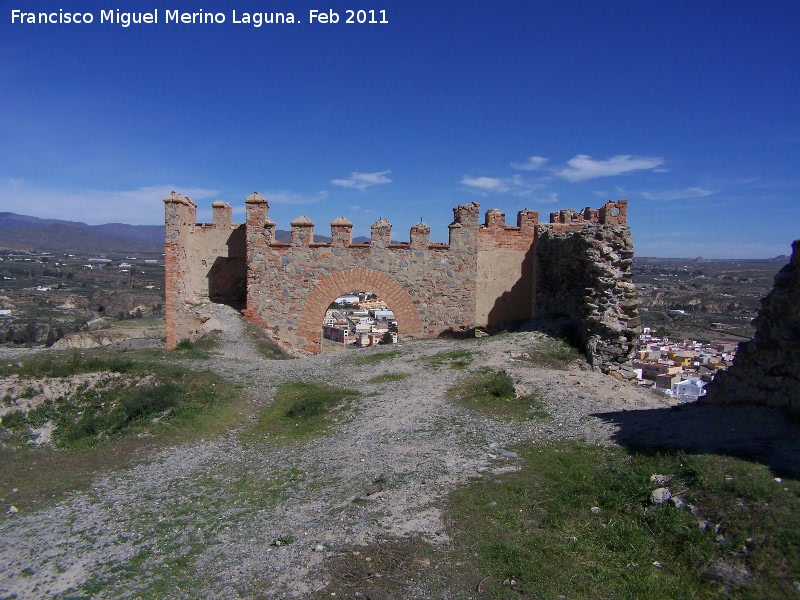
[368,373,408,384]
[423,349,473,370]
[353,349,401,365]
[446,441,800,599]
[173,334,220,359]
[0,351,135,378]
[251,381,360,445]
[448,368,550,421]
[514,334,584,370]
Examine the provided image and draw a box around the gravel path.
[0,305,708,598]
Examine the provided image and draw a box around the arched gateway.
[297,268,421,353]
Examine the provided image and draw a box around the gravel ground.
[1,304,796,598]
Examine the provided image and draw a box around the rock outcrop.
[535,225,640,376]
[705,240,800,412]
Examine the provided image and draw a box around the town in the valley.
[323,290,737,404]
[322,291,398,349]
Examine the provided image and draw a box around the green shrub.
[487,370,515,398]
[120,382,184,421]
[1,410,28,430]
[448,369,550,421]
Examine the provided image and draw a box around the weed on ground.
[448,368,550,421]
[352,349,401,365]
[0,347,246,511]
[173,334,221,359]
[250,381,360,445]
[243,323,291,360]
[422,349,473,370]
[445,441,800,599]
[514,333,585,370]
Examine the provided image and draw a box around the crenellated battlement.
[549,200,628,227]
[165,191,637,369]
[165,191,626,253]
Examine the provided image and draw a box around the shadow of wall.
[208,225,246,309]
[485,247,535,329]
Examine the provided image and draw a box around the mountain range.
[0,213,369,254]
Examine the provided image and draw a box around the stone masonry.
[164,192,639,372]
[705,240,800,412]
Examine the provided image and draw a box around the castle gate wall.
[242,194,481,353]
[164,192,638,371]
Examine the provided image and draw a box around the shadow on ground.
[593,402,800,478]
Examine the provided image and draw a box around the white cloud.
[0,180,219,225]
[461,175,511,192]
[461,174,547,198]
[531,192,560,204]
[640,187,713,201]
[510,155,549,171]
[331,170,392,190]
[264,190,328,204]
[556,154,665,182]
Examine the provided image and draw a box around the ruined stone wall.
[534,201,640,374]
[164,192,638,364]
[164,193,246,347]
[705,240,800,412]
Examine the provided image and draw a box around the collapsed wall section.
[705,240,800,412]
[534,203,640,374]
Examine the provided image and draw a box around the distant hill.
[0,213,165,254]
[0,212,363,254]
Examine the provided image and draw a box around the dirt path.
[2,305,795,598]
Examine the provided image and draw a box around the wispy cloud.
[263,190,328,204]
[0,180,219,225]
[510,155,549,171]
[460,174,543,197]
[530,192,560,204]
[640,187,713,201]
[331,170,392,190]
[556,154,665,182]
[461,175,512,192]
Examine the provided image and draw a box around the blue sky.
[2,0,798,258]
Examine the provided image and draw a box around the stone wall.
[164,192,639,367]
[534,210,640,374]
[705,240,800,412]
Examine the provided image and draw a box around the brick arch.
[297,267,422,353]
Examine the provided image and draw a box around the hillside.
[0,213,164,254]
[0,212,360,253]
